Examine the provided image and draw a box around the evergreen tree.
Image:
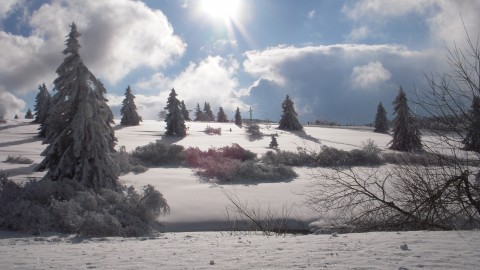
[269,134,278,149]
[33,83,51,125]
[374,102,388,133]
[194,103,204,121]
[203,102,215,121]
[164,88,186,137]
[181,100,190,121]
[25,108,34,119]
[120,85,142,126]
[389,87,422,152]
[14,114,18,119]
[217,107,228,122]
[278,95,303,131]
[234,107,242,127]
[36,23,119,189]
[463,96,480,153]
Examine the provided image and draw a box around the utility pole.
[249,107,253,122]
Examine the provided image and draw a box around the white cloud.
[347,25,369,41]
[351,61,391,89]
[0,0,19,20]
[342,0,436,20]
[125,55,247,119]
[243,44,418,87]
[342,0,480,45]
[307,10,316,19]
[242,44,439,123]
[0,91,25,118]
[0,0,186,96]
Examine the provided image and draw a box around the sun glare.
[201,0,241,20]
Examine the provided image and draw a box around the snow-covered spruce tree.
[33,83,51,126]
[278,95,303,131]
[463,96,480,153]
[120,85,142,126]
[234,107,242,127]
[194,103,203,121]
[25,108,34,119]
[14,114,18,119]
[164,88,186,137]
[36,23,119,189]
[203,102,215,121]
[217,107,228,122]
[374,102,388,133]
[389,87,422,152]
[181,100,190,121]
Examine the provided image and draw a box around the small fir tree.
[181,100,190,121]
[25,108,34,119]
[164,88,186,137]
[278,95,303,131]
[36,23,119,189]
[389,87,422,152]
[234,107,242,127]
[120,85,142,126]
[203,102,215,121]
[269,134,278,149]
[463,96,480,153]
[374,102,388,133]
[217,107,228,122]
[14,114,18,119]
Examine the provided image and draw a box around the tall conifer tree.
[33,83,51,126]
[463,96,480,153]
[164,88,186,137]
[203,102,215,121]
[181,100,190,121]
[120,85,142,126]
[374,102,388,133]
[194,103,203,121]
[234,107,242,127]
[278,95,303,131]
[389,87,422,151]
[217,107,228,122]
[36,23,119,189]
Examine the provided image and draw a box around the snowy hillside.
[1,119,480,269]
[1,119,395,231]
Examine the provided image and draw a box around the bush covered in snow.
[5,155,34,164]
[315,146,382,167]
[262,148,315,167]
[226,161,297,183]
[131,141,184,166]
[262,144,382,168]
[0,171,169,237]
[204,125,222,135]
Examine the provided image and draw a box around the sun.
[200,0,241,21]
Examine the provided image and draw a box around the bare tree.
[306,28,480,232]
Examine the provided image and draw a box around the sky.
[0,0,479,124]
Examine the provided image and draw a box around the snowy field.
[1,230,479,269]
[1,119,480,269]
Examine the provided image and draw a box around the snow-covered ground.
[1,119,479,269]
[1,230,479,269]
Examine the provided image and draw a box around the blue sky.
[0,0,479,124]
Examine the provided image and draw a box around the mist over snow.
[0,0,479,123]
